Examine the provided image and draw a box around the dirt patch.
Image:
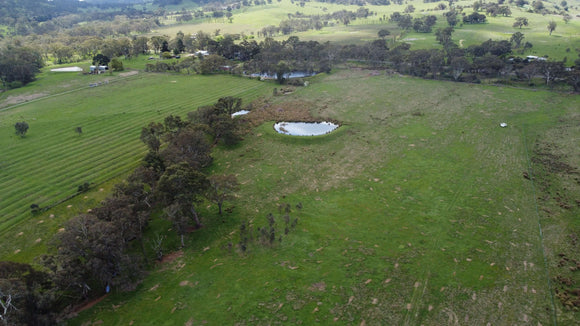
[119,71,138,77]
[159,250,183,264]
[532,143,577,175]
[309,281,326,292]
[2,92,48,107]
[243,98,338,130]
[72,294,108,314]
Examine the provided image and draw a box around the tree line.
[0,96,252,325]
[137,28,579,91]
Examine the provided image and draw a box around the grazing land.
[58,69,579,325]
[155,0,580,61]
[1,0,579,324]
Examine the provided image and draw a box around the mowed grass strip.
[0,73,271,240]
[71,71,579,325]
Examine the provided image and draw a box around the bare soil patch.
[244,98,338,130]
[309,281,326,292]
[159,250,183,264]
[119,71,139,77]
[72,294,108,314]
[2,92,48,107]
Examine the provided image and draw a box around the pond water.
[274,121,339,136]
[50,67,83,72]
[249,71,317,79]
[231,110,250,117]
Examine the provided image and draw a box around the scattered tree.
[510,32,525,48]
[206,174,240,215]
[563,14,571,24]
[547,20,557,35]
[110,58,124,71]
[533,0,544,13]
[77,182,90,193]
[445,10,460,27]
[513,17,529,29]
[463,12,487,24]
[435,27,454,47]
[378,29,390,39]
[14,122,29,138]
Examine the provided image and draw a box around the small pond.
[231,110,250,117]
[274,121,339,136]
[249,71,317,79]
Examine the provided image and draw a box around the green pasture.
[0,72,271,259]
[69,70,579,325]
[154,0,580,61]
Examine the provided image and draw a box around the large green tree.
[510,32,525,48]
[513,17,528,29]
[157,163,209,246]
[14,122,29,138]
[0,45,43,88]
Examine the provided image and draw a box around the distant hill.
[0,0,149,28]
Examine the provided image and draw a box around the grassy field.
[65,70,579,325]
[0,70,271,261]
[0,1,579,324]
[154,0,580,61]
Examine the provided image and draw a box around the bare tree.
[207,174,240,215]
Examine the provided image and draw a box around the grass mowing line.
[0,161,140,235]
[1,133,143,172]
[2,110,241,195]
[0,140,144,190]
[0,78,264,191]
[0,144,143,204]
[0,73,144,113]
[521,124,558,326]
[0,80,264,172]
[0,77,270,235]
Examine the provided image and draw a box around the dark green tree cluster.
[243,37,334,83]
[412,15,437,33]
[0,45,43,89]
[463,12,487,24]
[0,261,58,326]
[14,122,30,137]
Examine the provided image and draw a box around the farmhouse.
[89,65,108,74]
